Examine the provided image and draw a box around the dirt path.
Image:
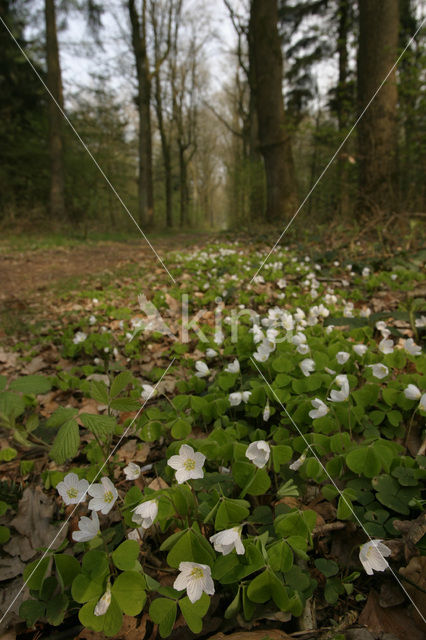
[0,234,212,304]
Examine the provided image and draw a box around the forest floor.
[0,229,425,640]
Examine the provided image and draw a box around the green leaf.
[46,593,68,626]
[337,494,354,520]
[19,599,45,627]
[72,574,104,603]
[82,550,109,579]
[178,592,210,633]
[110,371,133,398]
[0,391,26,420]
[110,397,140,411]
[0,447,17,461]
[0,525,10,544]
[224,589,241,619]
[23,557,50,590]
[167,529,215,569]
[112,540,140,571]
[50,418,79,464]
[267,540,293,572]
[79,595,123,637]
[140,420,162,442]
[271,445,293,471]
[346,446,381,478]
[171,418,192,440]
[10,375,52,395]
[80,413,116,439]
[111,571,146,615]
[90,380,109,405]
[54,554,80,589]
[315,558,339,577]
[215,498,250,530]
[232,461,271,496]
[46,407,78,427]
[149,598,177,638]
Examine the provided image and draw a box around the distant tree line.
[0,0,424,231]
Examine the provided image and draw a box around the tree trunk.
[179,145,189,227]
[128,0,154,227]
[357,0,399,214]
[45,0,65,219]
[336,0,351,217]
[153,49,172,227]
[249,0,298,222]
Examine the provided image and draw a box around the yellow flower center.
[190,567,204,579]
[104,491,114,503]
[184,458,196,471]
[67,487,78,499]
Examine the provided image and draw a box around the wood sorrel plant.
[9,243,426,634]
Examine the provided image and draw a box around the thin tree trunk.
[179,145,189,227]
[45,0,65,219]
[336,0,350,217]
[249,0,298,222]
[129,0,154,227]
[357,0,399,214]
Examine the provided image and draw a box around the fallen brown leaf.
[358,589,425,640]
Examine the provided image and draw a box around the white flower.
[225,359,240,374]
[309,398,329,419]
[124,462,141,480]
[89,315,96,325]
[404,384,421,400]
[173,562,215,604]
[300,358,315,377]
[292,332,306,346]
[379,338,394,354]
[328,374,350,402]
[359,540,391,575]
[72,511,100,542]
[195,361,210,378]
[245,440,270,469]
[88,477,118,515]
[277,278,287,289]
[210,527,245,556]
[368,363,389,379]
[73,331,87,344]
[127,527,144,541]
[56,473,89,505]
[206,348,217,357]
[403,338,421,356]
[263,400,270,421]
[415,315,426,328]
[297,344,310,355]
[336,351,350,365]
[360,307,371,318]
[362,267,370,278]
[132,499,158,529]
[228,391,251,406]
[94,588,111,616]
[141,384,156,401]
[289,453,306,471]
[420,394,426,412]
[375,321,387,332]
[167,444,205,484]
[353,344,368,357]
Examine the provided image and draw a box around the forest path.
[0,233,213,304]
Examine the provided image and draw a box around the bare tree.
[128,0,154,227]
[150,0,182,228]
[169,21,201,227]
[45,0,65,219]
